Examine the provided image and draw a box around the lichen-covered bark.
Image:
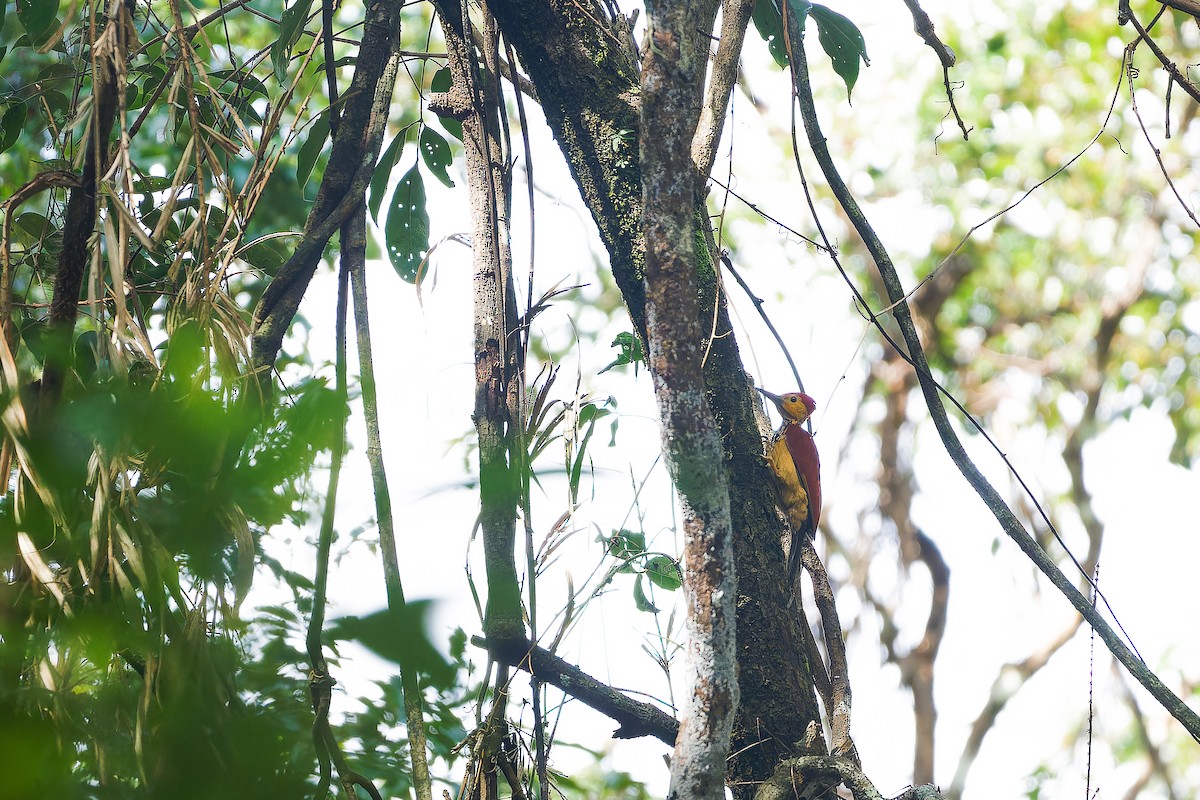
[488,0,646,340]
[640,1,733,796]
[489,1,825,794]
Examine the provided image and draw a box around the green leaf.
[605,528,647,560]
[328,603,456,690]
[17,0,58,45]
[272,0,315,83]
[384,165,429,283]
[239,235,295,276]
[369,129,407,222]
[645,555,682,591]
[296,111,329,189]
[419,126,454,188]
[632,575,659,613]
[750,0,812,68]
[431,67,453,93]
[605,529,647,573]
[810,4,869,100]
[598,331,645,374]
[430,67,463,141]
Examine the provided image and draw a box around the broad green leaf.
[1,103,28,154]
[605,528,647,559]
[632,575,659,613]
[272,0,316,83]
[810,4,870,100]
[328,603,455,689]
[17,0,58,44]
[369,129,407,222]
[431,67,453,93]
[751,0,812,68]
[13,211,51,244]
[384,164,429,282]
[296,111,329,189]
[605,529,647,573]
[751,0,868,101]
[645,555,682,591]
[419,126,455,188]
[73,330,98,381]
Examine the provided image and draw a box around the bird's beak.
[755,387,783,407]
[753,388,782,412]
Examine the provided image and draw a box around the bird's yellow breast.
[765,432,810,530]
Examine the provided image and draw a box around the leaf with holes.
[810,4,869,100]
[750,0,812,68]
[419,126,454,188]
[385,165,429,283]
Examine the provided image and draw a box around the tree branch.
[692,0,755,178]
[473,636,681,744]
[249,0,403,384]
[756,755,945,800]
[799,539,857,764]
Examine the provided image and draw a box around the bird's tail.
[786,528,802,607]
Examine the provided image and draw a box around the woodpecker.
[757,388,821,590]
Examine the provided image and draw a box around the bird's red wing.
[784,425,821,529]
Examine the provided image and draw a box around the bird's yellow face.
[757,388,816,424]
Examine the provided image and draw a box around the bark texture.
[640,1,735,797]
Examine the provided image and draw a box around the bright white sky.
[257,0,1200,796]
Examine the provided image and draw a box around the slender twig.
[1126,10,1200,105]
[720,254,804,393]
[898,0,969,140]
[322,0,341,137]
[1124,40,1200,227]
[503,26,550,799]
[306,258,352,800]
[707,175,828,252]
